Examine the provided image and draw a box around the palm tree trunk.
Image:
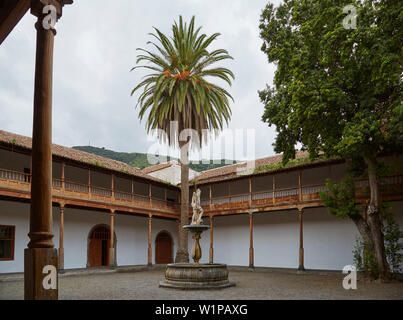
[365,157,390,280]
[175,141,190,263]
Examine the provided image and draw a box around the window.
[0,225,15,261]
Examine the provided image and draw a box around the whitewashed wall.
[1,198,402,273]
[254,210,299,268]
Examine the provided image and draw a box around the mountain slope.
[72,146,237,172]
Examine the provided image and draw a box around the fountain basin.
[159,263,235,289]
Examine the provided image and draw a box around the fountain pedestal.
[159,224,235,289]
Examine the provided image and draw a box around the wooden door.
[155,232,172,264]
[89,226,110,267]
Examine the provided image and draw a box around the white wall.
[254,210,299,268]
[213,214,249,266]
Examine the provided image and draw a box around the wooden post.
[109,210,115,267]
[249,177,252,206]
[209,215,214,264]
[111,174,114,199]
[298,208,305,271]
[228,182,231,203]
[148,214,152,266]
[131,179,134,201]
[209,185,212,208]
[298,171,302,202]
[148,183,152,205]
[249,211,254,268]
[272,175,276,204]
[24,1,72,300]
[164,188,167,206]
[61,162,65,190]
[58,204,64,271]
[362,203,367,221]
[88,167,91,193]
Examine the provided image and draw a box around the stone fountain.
[159,188,235,289]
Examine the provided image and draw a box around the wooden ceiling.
[0,0,30,45]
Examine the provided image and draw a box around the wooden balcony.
[199,175,403,216]
[1,167,402,219]
[0,168,180,219]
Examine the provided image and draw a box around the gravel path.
[1,269,402,300]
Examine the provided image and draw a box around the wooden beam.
[0,0,30,46]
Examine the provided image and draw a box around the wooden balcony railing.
[1,167,402,214]
[0,168,179,212]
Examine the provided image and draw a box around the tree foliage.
[259,0,402,162]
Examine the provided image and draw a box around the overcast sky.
[0,0,281,162]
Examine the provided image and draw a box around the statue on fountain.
[191,188,204,225]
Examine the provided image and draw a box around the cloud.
[0,0,280,161]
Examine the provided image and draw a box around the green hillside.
[72,146,237,172]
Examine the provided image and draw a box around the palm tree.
[131,16,234,263]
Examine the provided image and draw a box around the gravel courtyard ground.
[1,268,402,300]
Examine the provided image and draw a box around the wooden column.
[209,215,214,264]
[164,188,167,206]
[61,162,65,190]
[109,210,115,267]
[148,183,152,205]
[111,174,114,199]
[131,178,134,201]
[148,214,152,266]
[298,208,305,270]
[24,1,68,300]
[58,204,64,271]
[249,177,252,206]
[272,175,276,204]
[249,211,254,268]
[298,171,302,202]
[228,182,231,203]
[209,185,212,208]
[88,167,91,195]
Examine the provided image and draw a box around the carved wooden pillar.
[109,210,115,267]
[131,178,134,201]
[58,204,64,271]
[249,211,254,268]
[209,214,214,264]
[272,175,276,204]
[298,208,305,270]
[25,0,73,300]
[148,214,152,266]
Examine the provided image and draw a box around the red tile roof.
[142,160,179,174]
[192,151,311,184]
[0,130,169,185]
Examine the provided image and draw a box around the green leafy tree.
[259,0,402,279]
[131,16,234,262]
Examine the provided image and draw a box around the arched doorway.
[87,225,116,267]
[155,231,173,264]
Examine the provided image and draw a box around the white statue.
[191,188,204,225]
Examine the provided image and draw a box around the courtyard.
[1,267,402,300]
